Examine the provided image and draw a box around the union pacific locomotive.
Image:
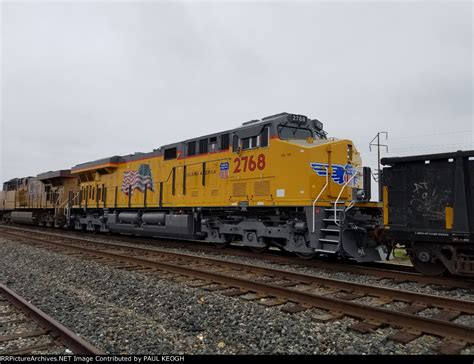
[1,112,472,276]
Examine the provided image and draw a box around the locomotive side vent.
[232,183,246,197]
[254,181,270,196]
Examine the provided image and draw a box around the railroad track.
[0,284,103,355]
[1,227,473,354]
[1,224,473,290]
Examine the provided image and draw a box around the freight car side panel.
[384,160,454,230]
[382,150,473,241]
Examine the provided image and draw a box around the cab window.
[199,138,208,154]
[209,136,218,151]
[164,147,177,160]
[278,125,313,140]
[220,134,230,150]
[261,127,269,147]
[187,141,196,156]
[241,136,259,150]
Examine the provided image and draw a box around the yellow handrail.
[312,167,329,233]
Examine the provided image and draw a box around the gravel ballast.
[48,229,474,302]
[1,237,473,355]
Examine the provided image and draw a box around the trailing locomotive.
[0,171,78,227]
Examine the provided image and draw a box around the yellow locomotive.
[67,112,381,261]
[3,112,473,276]
[0,171,78,226]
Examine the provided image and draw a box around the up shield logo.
[310,162,358,186]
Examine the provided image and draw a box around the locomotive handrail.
[333,168,359,227]
[312,166,329,233]
[345,199,356,213]
[63,191,81,221]
[58,196,70,209]
[54,193,64,217]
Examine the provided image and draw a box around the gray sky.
[1,0,473,197]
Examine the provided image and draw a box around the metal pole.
[369,132,388,202]
[377,133,381,176]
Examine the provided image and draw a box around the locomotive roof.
[71,112,325,173]
[36,169,75,181]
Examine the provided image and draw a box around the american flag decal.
[122,164,155,195]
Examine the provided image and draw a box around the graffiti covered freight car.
[382,150,474,276]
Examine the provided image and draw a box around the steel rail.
[0,284,103,355]
[2,230,474,344]
[1,224,473,290]
[1,229,473,313]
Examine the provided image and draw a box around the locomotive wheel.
[249,238,269,254]
[294,235,315,259]
[295,252,316,260]
[214,234,233,249]
[410,244,447,276]
[214,242,230,249]
[250,246,267,253]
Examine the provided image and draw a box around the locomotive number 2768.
[233,154,266,173]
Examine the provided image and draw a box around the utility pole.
[369,132,388,201]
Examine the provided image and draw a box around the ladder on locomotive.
[317,201,346,253]
[312,166,359,254]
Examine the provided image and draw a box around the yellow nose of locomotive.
[306,139,362,206]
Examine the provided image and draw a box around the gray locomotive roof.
[36,170,74,181]
[71,112,323,171]
[158,112,289,150]
[71,155,125,172]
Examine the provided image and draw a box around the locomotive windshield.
[278,125,313,140]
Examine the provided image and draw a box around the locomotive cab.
[226,113,383,261]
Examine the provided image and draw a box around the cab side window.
[232,134,239,152]
[221,134,230,150]
[241,136,258,150]
[187,141,196,156]
[209,136,218,151]
[199,138,208,154]
[164,147,177,160]
[260,127,269,147]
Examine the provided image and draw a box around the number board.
[233,154,266,173]
[289,114,307,123]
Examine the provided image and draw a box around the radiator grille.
[232,183,246,197]
[254,180,270,196]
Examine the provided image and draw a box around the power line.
[389,129,473,141]
[389,142,474,153]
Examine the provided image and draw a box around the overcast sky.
[1,1,473,197]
